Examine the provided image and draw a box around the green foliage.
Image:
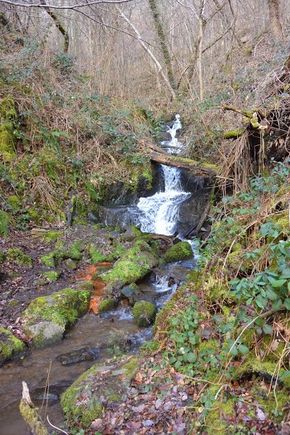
[0,210,9,236]
[231,239,290,312]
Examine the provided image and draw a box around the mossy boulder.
[132,300,157,327]
[0,327,25,365]
[101,240,158,292]
[163,241,192,263]
[98,298,117,313]
[61,356,138,428]
[21,288,90,348]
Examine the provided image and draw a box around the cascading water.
[137,115,191,236]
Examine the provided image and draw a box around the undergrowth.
[155,161,290,431]
[0,38,163,231]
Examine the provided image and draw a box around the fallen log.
[19,381,48,435]
[149,151,218,177]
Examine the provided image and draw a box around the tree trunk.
[267,0,283,40]
[148,0,176,91]
[40,0,69,52]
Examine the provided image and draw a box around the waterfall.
[136,115,191,236]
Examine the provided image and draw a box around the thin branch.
[0,0,134,9]
[116,6,176,99]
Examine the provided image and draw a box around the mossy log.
[149,151,217,176]
[223,128,245,139]
[19,381,48,435]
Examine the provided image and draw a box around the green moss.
[205,399,235,434]
[41,230,61,242]
[122,357,139,378]
[66,241,82,261]
[101,240,158,290]
[89,244,106,263]
[61,356,138,429]
[132,300,157,327]
[64,258,77,270]
[0,210,9,236]
[0,327,25,365]
[42,270,60,283]
[163,241,192,263]
[0,98,17,162]
[7,247,32,267]
[23,288,90,327]
[99,298,117,313]
[40,252,55,267]
[7,195,21,212]
[253,387,289,420]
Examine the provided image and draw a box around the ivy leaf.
[186,352,197,363]
[238,344,249,355]
[272,299,283,311]
[230,346,238,357]
[268,277,287,288]
[266,288,278,301]
[263,324,273,335]
[284,298,290,310]
[255,295,267,309]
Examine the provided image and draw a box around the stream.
[0,115,197,434]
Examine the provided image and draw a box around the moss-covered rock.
[42,270,60,283]
[40,252,55,268]
[61,356,138,428]
[163,241,192,263]
[99,298,117,313]
[21,288,90,348]
[0,327,25,365]
[132,300,157,327]
[6,247,32,267]
[101,240,158,291]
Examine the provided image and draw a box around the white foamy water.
[137,114,191,235]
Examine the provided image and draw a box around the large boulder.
[61,356,139,428]
[100,240,159,294]
[0,327,25,365]
[21,288,90,348]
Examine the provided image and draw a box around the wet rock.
[56,347,99,366]
[163,241,192,263]
[132,300,157,327]
[0,327,25,365]
[177,172,213,237]
[21,288,90,348]
[61,356,139,428]
[121,284,140,305]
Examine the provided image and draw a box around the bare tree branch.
[0,0,134,10]
[116,5,176,99]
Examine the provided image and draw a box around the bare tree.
[148,0,176,91]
